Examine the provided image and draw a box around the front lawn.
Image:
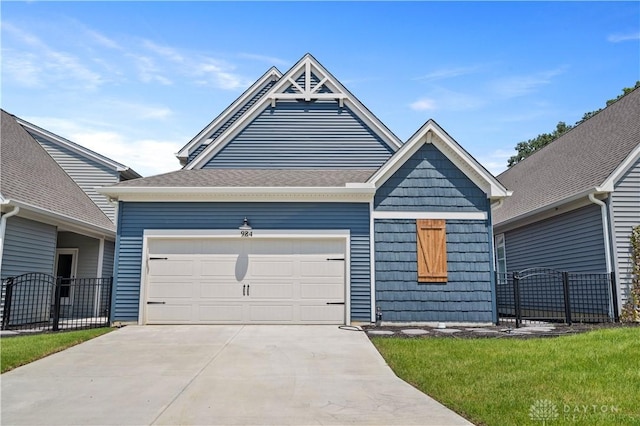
[1,327,113,373]
[372,327,640,426]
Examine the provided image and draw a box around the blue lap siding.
[373,142,495,322]
[113,202,370,322]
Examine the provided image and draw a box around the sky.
[2,1,639,177]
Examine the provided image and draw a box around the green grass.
[372,328,640,426]
[1,327,113,373]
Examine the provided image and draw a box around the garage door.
[144,237,346,324]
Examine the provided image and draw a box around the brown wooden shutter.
[417,219,448,283]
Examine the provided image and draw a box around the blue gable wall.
[113,202,370,322]
[373,142,495,322]
[375,219,493,322]
[202,100,394,169]
[375,143,488,212]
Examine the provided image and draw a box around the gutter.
[0,203,20,277]
[588,193,613,274]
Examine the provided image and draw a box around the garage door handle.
[243,285,245,296]
[326,258,345,261]
[147,301,166,305]
[149,257,168,260]
[247,284,250,296]
[326,302,345,305]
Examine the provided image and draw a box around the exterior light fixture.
[239,217,252,230]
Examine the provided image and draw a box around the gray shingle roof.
[494,88,640,225]
[1,110,115,232]
[109,168,377,188]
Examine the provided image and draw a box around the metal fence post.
[52,277,62,332]
[562,271,572,325]
[610,272,619,322]
[2,277,14,330]
[513,272,521,328]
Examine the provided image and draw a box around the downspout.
[0,205,20,277]
[589,193,615,320]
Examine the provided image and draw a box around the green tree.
[507,81,640,167]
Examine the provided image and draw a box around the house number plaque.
[240,230,253,237]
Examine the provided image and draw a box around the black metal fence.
[1,273,112,332]
[497,268,618,327]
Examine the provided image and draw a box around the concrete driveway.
[1,325,472,425]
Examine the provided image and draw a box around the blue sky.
[2,1,639,176]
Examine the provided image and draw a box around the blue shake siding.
[202,101,394,169]
[375,144,488,212]
[375,219,493,322]
[113,202,370,322]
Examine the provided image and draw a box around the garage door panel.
[250,259,294,277]
[248,305,294,322]
[300,282,344,300]
[246,281,293,299]
[198,304,244,322]
[199,282,242,298]
[300,305,344,322]
[147,304,193,323]
[200,240,245,254]
[299,260,344,277]
[148,282,194,299]
[200,258,240,277]
[148,259,194,276]
[148,239,202,255]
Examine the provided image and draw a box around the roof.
[368,119,511,200]
[494,87,640,225]
[108,168,377,188]
[1,110,115,233]
[16,116,141,180]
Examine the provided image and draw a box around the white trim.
[599,143,640,191]
[368,122,511,201]
[372,211,488,220]
[369,199,376,323]
[139,229,352,325]
[97,186,375,203]
[94,238,105,317]
[176,67,283,163]
[0,205,20,277]
[186,54,402,170]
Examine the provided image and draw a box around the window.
[416,219,448,283]
[495,234,507,284]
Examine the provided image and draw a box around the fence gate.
[1,273,112,332]
[496,268,617,327]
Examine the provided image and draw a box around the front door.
[55,249,78,305]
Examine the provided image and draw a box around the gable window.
[416,219,448,283]
[495,234,507,285]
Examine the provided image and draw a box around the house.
[493,87,640,317]
[99,54,510,326]
[0,110,140,324]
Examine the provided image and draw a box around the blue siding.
[187,80,277,165]
[113,202,370,322]
[503,204,607,273]
[1,216,57,279]
[375,144,488,212]
[375,219,493,322]
[202,100,394,169]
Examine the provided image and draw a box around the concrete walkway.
[1,325,472,425]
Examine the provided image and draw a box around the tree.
[507,81,640,167]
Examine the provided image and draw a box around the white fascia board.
[144,229,350,239]
[599,143,640,191]
[373,211,488,220]
[2,199,115,239]
[96,186,375,203]
[187,55,402,169]
[369,122,511,200]
[493,187,609,232]
[17,119,129,172]
[176,67,283,162]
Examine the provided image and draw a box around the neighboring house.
[100,54,510,326]
[0,110,140,322]
[493,87,640,316]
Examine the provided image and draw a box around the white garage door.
[144,237,346,324]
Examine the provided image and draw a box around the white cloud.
[238,52,289,66]
[142,39,185,63]
[193,60,248,90]
[474,148,514,176]
[490,66,568,99]
[414,65,485,82]
[607,32,640,43]
[410,98,437,111]
[132,55,173,85]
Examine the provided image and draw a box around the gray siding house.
[493,87,640,316]
[0,110,140,322]
[100,54,510,325]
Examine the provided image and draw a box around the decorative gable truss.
[184,53,403,170]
